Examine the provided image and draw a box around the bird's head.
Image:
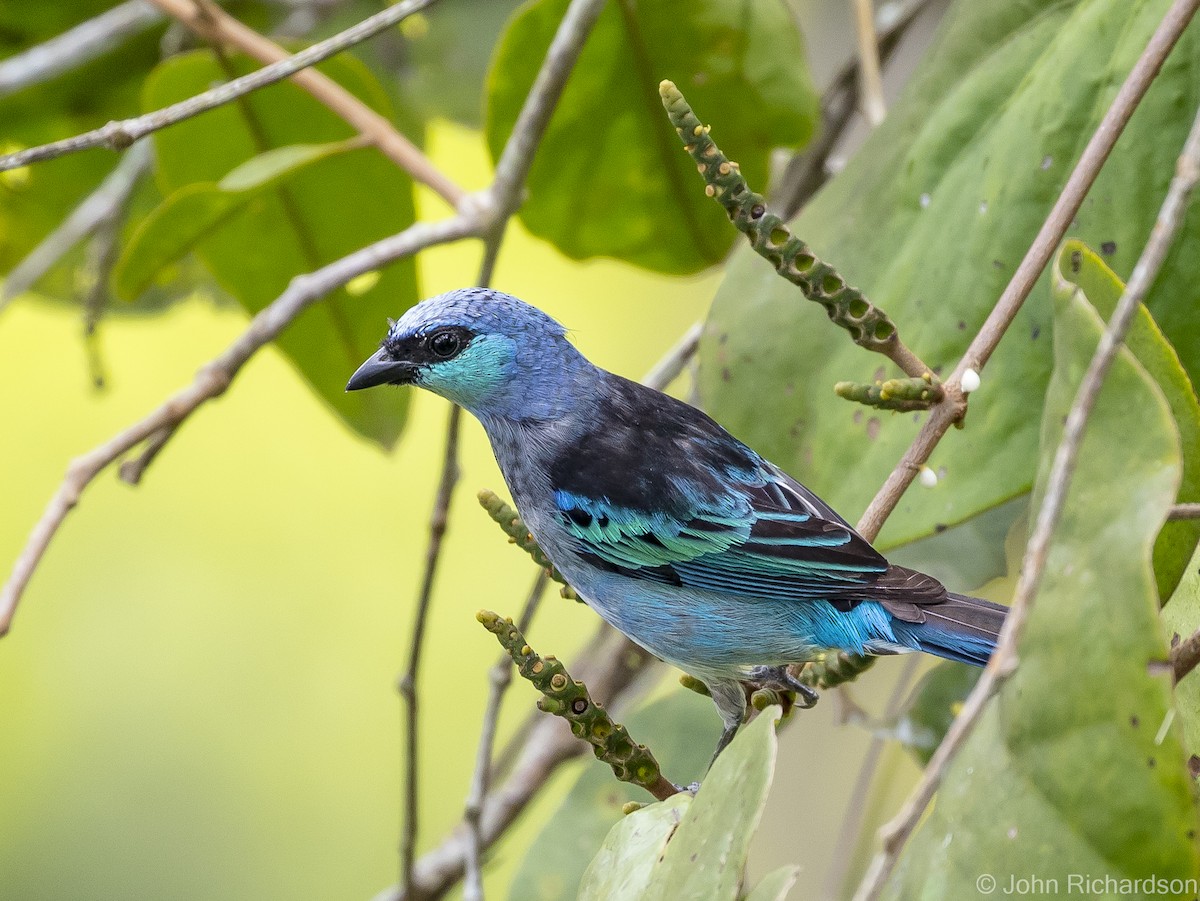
[346,288,589,421]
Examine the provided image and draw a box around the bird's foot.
[745,665,820,709]
[671,781,702,795]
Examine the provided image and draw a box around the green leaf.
[741,865,799,901]
[138,51,421,448]
[509,688,716,900]
[1051,239,1200,600]
[699,0,1200,549]
[578,791,694,901]
[885,266,1198,894]
[893,662,981,768]
[113,185,244,302]
[576,706,785,901]
[888,496,1027,592]
[114,140,362,300]
[217,140,361,192]
[1162,543,1200,761]
[578,792,693,901]
[485,0,817,274]
[0,3,164,284]
[646,707,782,899]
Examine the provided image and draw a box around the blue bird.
[347,288,1007,760]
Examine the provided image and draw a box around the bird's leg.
[704,679,750,773]
[745,664,820,709]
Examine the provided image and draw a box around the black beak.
[346,347,417,391]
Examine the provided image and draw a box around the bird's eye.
[428,330,462,358]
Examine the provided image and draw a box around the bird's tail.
[888,592,1008,667]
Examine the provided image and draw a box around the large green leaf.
[140,51,420,448]
[648,707,781,899]
[510,688,715,900]
[577,706,785,901]
[114,140,362,300]
[1051,239,1200,600]
[699,0,1200,549]
[485,0,817,274]
[885,269,1197,894]
[577,792,693,901]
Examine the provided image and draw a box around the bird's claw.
[793,681,819,709]
[745,665,820,709]
[671,781,702,795]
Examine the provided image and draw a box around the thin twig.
[854,0,1200,544]
[851,0,887,126]
[0,0,437,173]
[854,81,1200,901]
[776,0,937,217]
[0,214,478,637]
[1,140,153,311]
[463,572,549,901]
[398,404,462,892]
[147,0,466,209]
[81,190,135,390]
[456,214,514,900]
[642,322,703,390]
[1172,629,1200,683]
[1168,503,1200,520]
[0,1,164,99]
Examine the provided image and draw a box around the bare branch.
[854,77,1200,901]
[0,2,163,100]
[1168,503,1200,520]
[855,0,1200,544]
[463,572,549,901]
[0,0,437,173]
[852,0,887,126]
[147,0,467,209]
[642,322,703,390]
[776,0,938,216]
[1,140,152,311]
[81,180,140,390]
[1173,628,1200,682]
[0,214,478,637]
[398,404,463,890]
